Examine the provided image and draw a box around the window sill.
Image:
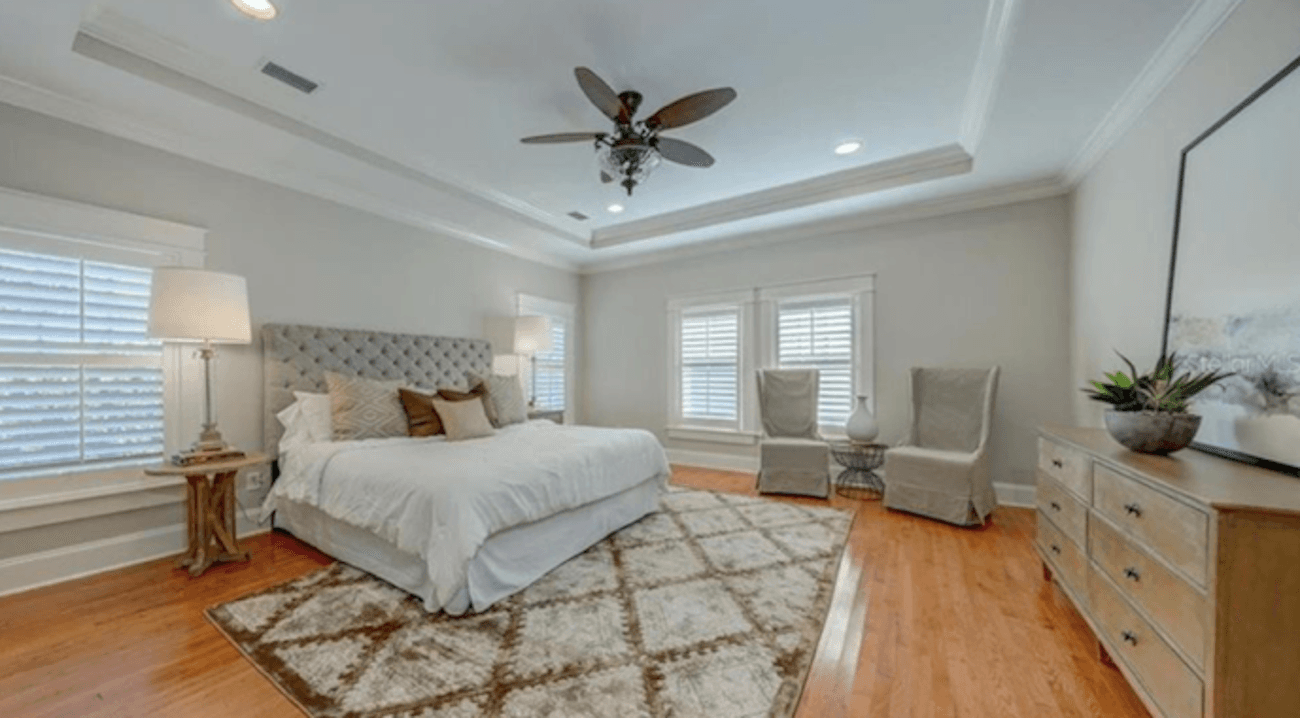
[0,472,185,534]
[666,426,760,445]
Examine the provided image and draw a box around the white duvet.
[261,420,670,608]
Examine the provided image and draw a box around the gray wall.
[0,101,577,564]
[1070,0,1300,425]
[581,196,1074,488]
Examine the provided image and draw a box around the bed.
[259,323,670,614]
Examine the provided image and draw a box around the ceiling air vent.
[261,61,319,94]
[567,211,590,221]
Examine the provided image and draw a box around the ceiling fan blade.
[574,67,629,123]
[654,137,715,167]
[600,171,615,184]
[645,87,737,130]
[520,132,607,144]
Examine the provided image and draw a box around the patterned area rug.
[207,487,854,717]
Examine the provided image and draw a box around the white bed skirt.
[274,475,663,614]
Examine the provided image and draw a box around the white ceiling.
[0,0,1215,270]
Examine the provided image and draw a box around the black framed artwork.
[1160,51,1300,476]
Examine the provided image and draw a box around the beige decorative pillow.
[325,372,407,441]
[469,372,528,427]
[431,396,496,441]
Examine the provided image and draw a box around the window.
[668,276,873,441]
[517,294,575,416]
[776,296,855,427]
[531,315,567,412]
[677,306,741,426]
[0,248,163,479]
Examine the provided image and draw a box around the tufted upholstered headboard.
[262,323,493,459]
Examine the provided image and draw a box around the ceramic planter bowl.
[1104,410,1202,455]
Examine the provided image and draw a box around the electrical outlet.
[245,470,267,491]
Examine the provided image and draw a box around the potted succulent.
[1084,353,1233,455]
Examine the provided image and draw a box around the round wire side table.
[829,441,888,500]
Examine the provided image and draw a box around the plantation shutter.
[0,248,164,479]
[777,296,854,427]
[532,316,567,411]
[680,307,740,424]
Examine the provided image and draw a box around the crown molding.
[74,9,587,247]
[580,175,1069,274]
[1062,0,1243,186]
[590,144,973,249]
[0,73,577,272]
[960,0,1022,152]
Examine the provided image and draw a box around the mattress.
[274,475,662,614]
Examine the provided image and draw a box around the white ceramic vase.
[845,394,879,443]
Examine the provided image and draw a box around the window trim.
[667,275,874,441]
[0,187,205,501]
[517,294,575,423]
[667,290,755,434]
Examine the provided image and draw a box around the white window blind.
[531,316,567,411]
[0,248,163,479]
[680,307,740,424]
[777,296,854,427]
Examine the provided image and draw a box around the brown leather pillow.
[398,388,444,437]
[438,382,498,427]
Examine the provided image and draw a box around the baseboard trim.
[668,449,1038,508]
[0,514,270,599]
[993,482,1037,508]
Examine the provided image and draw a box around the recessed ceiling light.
[834,140,864,156]
[231,0,278,20]
[607,203,625,214]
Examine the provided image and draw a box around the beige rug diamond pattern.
[207,487,854,718]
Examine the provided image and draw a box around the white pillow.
[276,392,333,454]
[294,391,332,443]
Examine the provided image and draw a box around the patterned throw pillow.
[432,396,496,441]
[469,372,528,427]
[325,372,407,441]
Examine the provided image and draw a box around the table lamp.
[484,315,553,406]
[148,268,251,462]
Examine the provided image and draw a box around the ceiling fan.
[521,67,737,196]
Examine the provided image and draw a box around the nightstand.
[145,452,269,577]
[528,409,565,424]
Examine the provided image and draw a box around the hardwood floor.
[0,466,1150,718]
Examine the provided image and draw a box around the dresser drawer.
[1036,473,1088,548]
[1038,514,1087,600]
[1090,514,1207,671]
[1093,464,1209,586]
[1038,438,1091,500]
[1089,567,1204,718]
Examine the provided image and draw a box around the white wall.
[0,101,577,580]
[581,196,1073,488]
[1070,0,1300,426]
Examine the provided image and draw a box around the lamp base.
[170,424,244,466]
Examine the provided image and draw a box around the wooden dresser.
[1036,425,1300,718]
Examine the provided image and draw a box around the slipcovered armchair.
[756,369,830,498]
[883,366,1000,526]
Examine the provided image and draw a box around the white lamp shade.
[148,267,251,343]
[484,315,552,355]
[513,315,552,354]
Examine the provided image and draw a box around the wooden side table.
[145,452,268,577]
[528,409,565,424]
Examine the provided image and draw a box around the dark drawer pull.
[1121,631,1139,646]
[1050,544,1062,555]
[1050,501,1062,511]
[1124,503,1143,518]
[1123,567,1141,582]
[1051,459,1064,469]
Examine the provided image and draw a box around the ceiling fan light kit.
[521,67,736,196]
